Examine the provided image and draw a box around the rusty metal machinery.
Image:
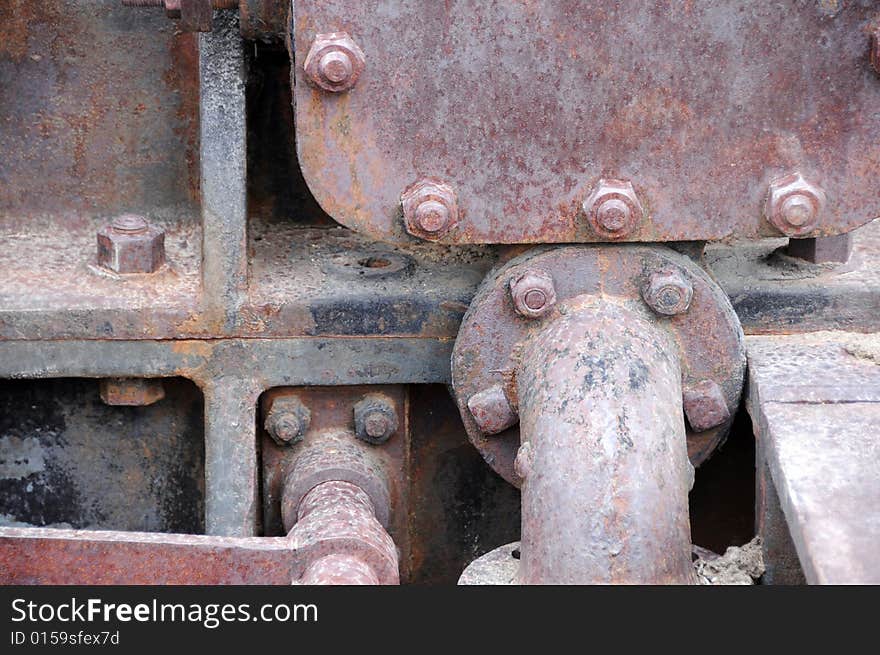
[0,2,879,586]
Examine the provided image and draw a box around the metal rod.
[516,299,696,584]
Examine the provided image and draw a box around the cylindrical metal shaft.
[517,300,696,584]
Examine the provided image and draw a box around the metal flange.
[451,245,746,487]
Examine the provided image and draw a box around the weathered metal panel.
[293,1,880,244]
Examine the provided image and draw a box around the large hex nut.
[265,396,311,447]
[353,395,399,445]
[96,214,165,274]
[683,380,731,432]
[642,268,693,316]
[304,32,366,93]
[509,269,557,319]
[401,178,459,240]
[582,179,645,239]
[765,173,826,236]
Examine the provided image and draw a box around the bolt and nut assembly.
[765,173,826,236]
[265,396,311,446]
[304,32,366,93]
[96,214,165,274]
[509,269,557,319]
[401,178,459,239]
[583,179,645,239]
[353,395,398,445]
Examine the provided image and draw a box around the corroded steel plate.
[293,1,880,244]
[450,245,746,486]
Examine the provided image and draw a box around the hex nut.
[467,384,519,435]
[683,380,731,432]
[401,178,459,239]
[99,378,165,406]
[642,268,694,316]
[97,214,165,274]
[582,179,644,239]
[265,396,311,446]
[765,172,826,236]
[304,32,366,93]
[509,268,557,319]
[353,395,398,445]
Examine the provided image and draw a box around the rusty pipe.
[283,436,399,585]
[516,299,696,584]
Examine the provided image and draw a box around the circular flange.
[451,245,745,488]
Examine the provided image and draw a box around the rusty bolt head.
[509,269,557,319]
[871,28,880,75]
[353,395,398,445]
[304,32,365,93]
[583,179,644,239]
[683,380,731,432]
[467,384,519,435]
[513,441,533,479]
[642,268,693,316]
[97,214,165,274]
[765,173,826,236]
[265,396,311,447]
[401,178,459,239]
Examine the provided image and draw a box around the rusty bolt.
[583,179,644,239]
[642,268,693,316]
[871,27,880,75]
[353,395,398,445]
[265,396,311,446]
[467,384,518,435]
[509,269,557,319]
[683,380,731,432]
[97,214,165,274]
[401,178,459,239]
[513,441,533,479]
[304,32,366,93]
[765,172,826,236]
[99,378,165,406]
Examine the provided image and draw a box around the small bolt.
[765,172,826,236]
[583,179,644,239]
[467,384,518,435]
[353,395,398,445]
[683,380,731,432]
[642,268,693,316]
[304,32,366,93]
[401,178,459,239]
[510,269,557,319]
[265,396,311,446]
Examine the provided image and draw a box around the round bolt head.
[467,384,518,435]
[353,395,398,445]
[765,172,826,236]
[401,178,459,240]
[510,269,557,319]
[683,380,731,432]
[304,32,365,93]
[583,179,644,239]
[513,441,533,479]
[265,396,311,447]
[642,268,693,316]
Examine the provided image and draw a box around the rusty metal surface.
[707,219,880,334]
[747,333,880,584]
[0,0,199,218]
[0,526,295,584]
[0,378,203,534]
[288,480,399,585]
[292,1,880,244]
[451,245,746,486]
[517,300,695,584]
[239,0,288,41]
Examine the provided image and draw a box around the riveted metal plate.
[292,1,880,244]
